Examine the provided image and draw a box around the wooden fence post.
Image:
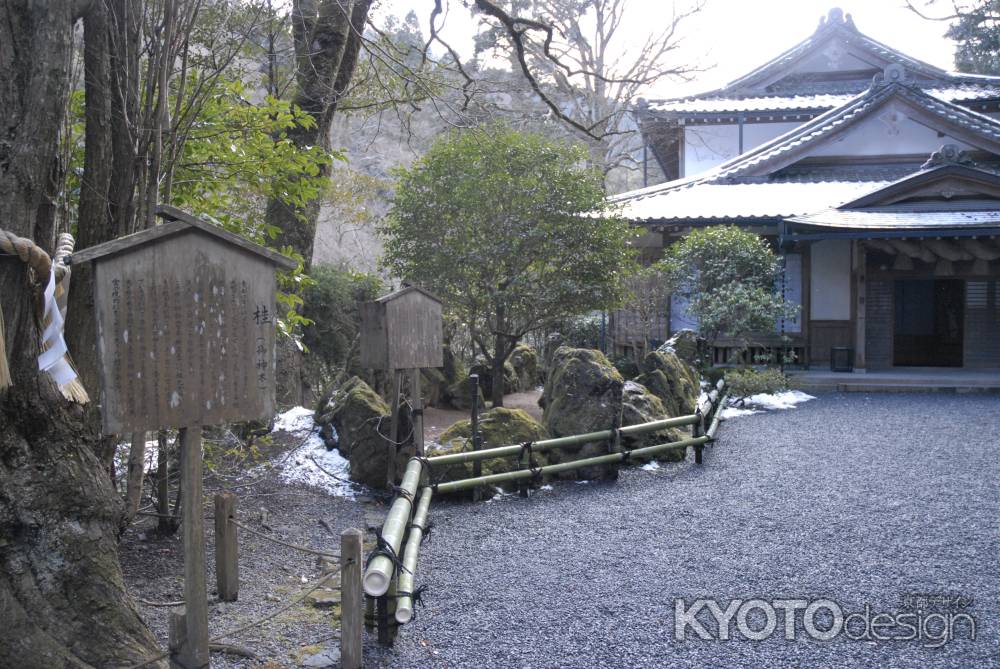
[693,412,705,465]
[214,492,238,602]
[341,528,364,669]
[180,426,210,668]
[470,374,482,502]
[168,608,187,669]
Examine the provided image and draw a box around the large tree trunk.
[0,3,163,667]
[270,0,372,407]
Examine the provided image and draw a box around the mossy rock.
[636,349,698,416]
[621,381,687,463]
[509,343,541,390]
[432,408,549,484]
[318,376,413,489]
[542,347,623,480]
[661,329,704,368]
[445,370,485,410]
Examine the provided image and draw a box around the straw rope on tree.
[0,227,88,402]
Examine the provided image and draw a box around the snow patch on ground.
[271,406,355,499]
[641,461,660,471]
[624,380,646,393]
[722,390,816,420]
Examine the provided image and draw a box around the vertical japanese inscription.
[94,232,277,433]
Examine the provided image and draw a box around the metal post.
[470,374,482,502]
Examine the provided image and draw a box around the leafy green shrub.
[302,265,382,371]
[724,368,788,400]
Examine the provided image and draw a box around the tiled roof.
[612,180,889,222]
[788,209,1000,229]
[647,85,1000,115]
[707,83,1000,180]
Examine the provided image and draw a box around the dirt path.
[424,389,543,443]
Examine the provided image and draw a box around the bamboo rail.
[395,487,433,624]
[430,435,710,494]
[426,414,700,467]
[363,458,423,597]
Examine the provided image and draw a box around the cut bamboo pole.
[395,487,433,624]
[426,415,699,467]
[363,458,423,597]
[432,435,710,494]
[707,391,729,440]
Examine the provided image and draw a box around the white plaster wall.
[810,240,852,320]
[683,125,738,176]
[743,121,801,153]
[808,100,975,157]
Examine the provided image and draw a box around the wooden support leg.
[168,608,187,669]
[180,426,209,669]
[341,528,364,669]
[409,369,425,457]
[214,492,238,602]
[376,595,392,646]
[470,374,482,502]
[693,413,704,465]
[387,370,403,488]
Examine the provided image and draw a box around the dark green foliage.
[663,225,795,351]
[724,368,789,400]
[943,1,1000,75]
[301,265,382,373]
[380,125,636,402]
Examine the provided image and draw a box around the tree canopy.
[380,125,636,404]
[662,225,793,351]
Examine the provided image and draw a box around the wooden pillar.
[409,369,425,457]
[340,528,364,669]
[214,492,238,602]
[386,370,403,487]
[180,426,209,669]
[693,412,704,465]
[853,241,867,373]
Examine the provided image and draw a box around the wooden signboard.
[71,206,296,435]
[360,285,444,371]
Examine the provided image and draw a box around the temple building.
[613,8,1000,373]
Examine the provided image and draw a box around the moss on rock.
[621,381,687,462]
[434,407,549,481]
[635,349,698,417]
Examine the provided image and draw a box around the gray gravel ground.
[369,392,1000,669]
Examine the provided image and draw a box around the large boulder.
[621,381,688,462]
[634,348,699,417]
[469,358,519,397]
[445,371,485,411]
[542,347,623,479]
[508,343,541,391]
[661,329,705,369]
[315,376,413,489]
[432,408,549,486]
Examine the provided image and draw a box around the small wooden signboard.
[72,205,295,669]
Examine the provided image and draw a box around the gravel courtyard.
[369,392,999,668]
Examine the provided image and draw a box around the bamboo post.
[387,370,403,487]
[396,487,433,624]
[341,528,364,669]
[179,426,209,668]
[410,369,425,457]
[693,411,705,465]
[363,458,423,596]
[214,492,238,602]
[470,374,482,502]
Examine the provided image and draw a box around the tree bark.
[0,3,164,666]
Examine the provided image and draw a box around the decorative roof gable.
[707,76,1000,180]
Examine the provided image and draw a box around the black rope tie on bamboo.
[408,519,434,544]
[365,527,410,575]
[389,484,414,506]
[620,447,634,465]
[413,455,435,486]
[397,584,430,621]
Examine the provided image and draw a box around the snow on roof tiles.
[613,180,890,222]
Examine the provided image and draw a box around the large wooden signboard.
[72,206,296,434]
